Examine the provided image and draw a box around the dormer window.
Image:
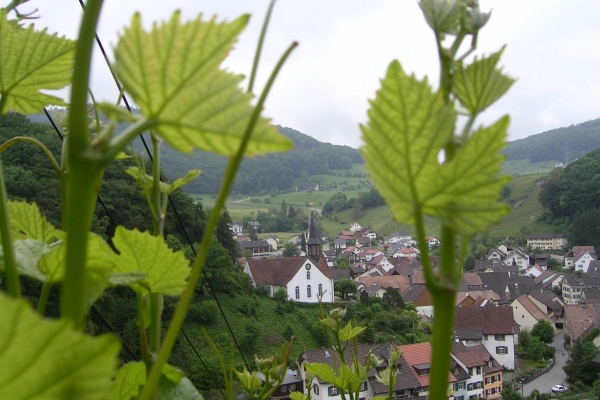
[488,360,493,367]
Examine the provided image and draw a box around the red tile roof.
[455,306,519,335]
[399,342,456,387]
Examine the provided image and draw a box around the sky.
[28,0,600,149]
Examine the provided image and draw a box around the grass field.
[502,159,561,176]
[194,166,558,241]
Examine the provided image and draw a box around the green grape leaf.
[338,323,366,342]
[114,12,292,156]
[0,293,120,400]
[0,239,51,282]
[39,233,119,308]
[418,0,463,35]
[426,117,511,234]
[453,47,515,115]
[0,10,75,114]
[107,271,146,286]
[95,102,140,123]
[125,166,201,195]
[361,60,509,236]
[112,226,190,296]
[290,392,307,400]
[235,369,263,394]
[305,363,339,387]
[8,201,57,242]
[106,362,200,400]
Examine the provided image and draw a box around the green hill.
[503,117,600,164]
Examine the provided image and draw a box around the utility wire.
[72,0,252,375]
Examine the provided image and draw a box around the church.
[243,210,335,302]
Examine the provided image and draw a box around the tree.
[527,336,545,361]
[334,278,357,300]
[216,209,241,262]
[500,386,524,400]
[282,242,300,257]
[382,287,405,308]
[249,226,258,240]
[563,340,600,385]
[336,258,349,269]
[288,206,296,219]
[300,233,307,252]
[359,290,369,305]
[531,320,554,344]
[280,199,287,216]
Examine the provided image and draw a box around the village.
[229,214,598,400]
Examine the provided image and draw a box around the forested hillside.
[539,147,600,248]
[148,125,363,194]
[503,117,600,163]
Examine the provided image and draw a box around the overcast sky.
[30,0,600,149]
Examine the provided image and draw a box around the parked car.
[552,385,567,393]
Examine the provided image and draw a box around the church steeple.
[307,209,320,262]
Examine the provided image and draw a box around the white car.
[552,384,567,393]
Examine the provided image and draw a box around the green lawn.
[502,159,561,176]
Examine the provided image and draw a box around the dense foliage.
[539,148,600,248]
[503,117,600,163]
[322,188,384,215]
[563,340,600,386]
[149,126,363,194]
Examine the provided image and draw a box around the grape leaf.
[39,233,120,307]
[453,47,515,115]
[106,361,202,400]
[114,12,292,156]
[8,201,57,242]
[0,10,75,114]
[0,293,119,400]
[112,226,190,296]
[0,239,50,281]
[418,0,462,35]
[361,60,509,236]
[125,166,201,195]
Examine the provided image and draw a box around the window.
[313,384,319,395]
[455,382,464,391]
[307,285,312,298]
[467,383,474,391]
[486,389,491,396]
[307,271,311,280]
[488,360,493,367]
[318,284,323,297]
[484,334,488,340]
[289,384,296,391]
[476,366,481,374]
[455,396,465,400]
[468,368,473,376]
[281,385,288,394]
[295,286,300,299]
[328,386,338,396]
[360,382,367,392]
[495,334,505,341]
[496,346,508,354]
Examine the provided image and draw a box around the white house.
[264,237,278,252]
[348,222,362,232]
[455,306,519,370]
[511,294,554,332]
[503,248,530,270]
[228,221,243,235]
[451,342,485,400]
[426,236,440,248]
[385,231,412,244]
[244,257,334,302]
[574,251,597,273]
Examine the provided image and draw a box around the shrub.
[187,300,218,325]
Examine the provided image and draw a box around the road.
[522,331,568,396]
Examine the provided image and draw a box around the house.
[256,370,303,400]
[487,248,507,262]
[426,236,440,248]
[398,342,456,398]
[301,182,319,192]
[364,249,384,262]
[356,236,372,248]
[564,304,600,342]
[562,274,598,305]
[236,235,251,243]
[469,345,503,399]
[528,289,564,328]
[527,233,568,251]
[357,276,410,294]
[240,240,271,258]
[394,248,420,259]
[533,271,564,289]
[503,248,530,270]
[333,238,347,251]
[244,257,334,302]
[264,237,278,252]
[451,342,485,399]
[228,221,243,235]
[247,221,260,230]
[348,222,362,232]
[362,229,377,240]
[360,284,386,299]
[367,254,393,273]
[574,251,597,273]
[454,306,519,369]
[401,286,433,317]
[511,294,554,332]
[385,231,412,244]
